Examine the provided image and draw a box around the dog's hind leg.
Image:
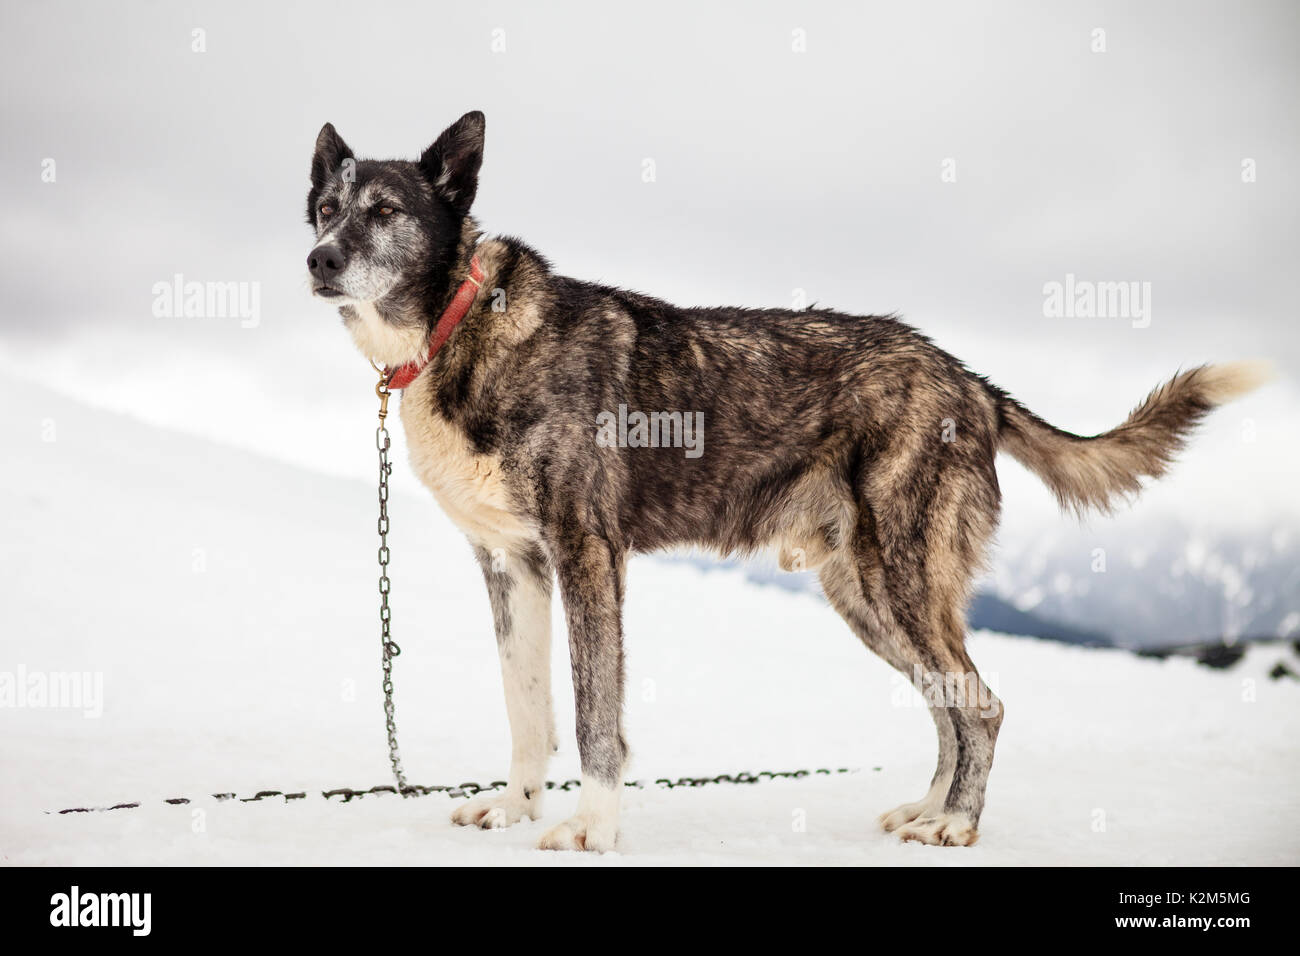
[536,531,628,852]
[451,542,557,830]
[818,532,957,837]
[873,471,1003,847]
[822,482,1002,846]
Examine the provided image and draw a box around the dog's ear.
[418,111,485,216]
[311,123,354,189]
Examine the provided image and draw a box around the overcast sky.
[1,0,1296,528]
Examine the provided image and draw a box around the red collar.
[383,255,485,390]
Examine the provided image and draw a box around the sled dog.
[306,111,1267,851]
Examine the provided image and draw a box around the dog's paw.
[894,812,979,846]
[536,815,617,853]
[879,800,936,833]
[450,792,538,830]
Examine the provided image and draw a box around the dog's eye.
[319,203,335,217]
[378,206,395,216]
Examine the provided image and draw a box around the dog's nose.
[307,244,347,282]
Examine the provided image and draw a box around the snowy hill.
[988,516,1300,649]
[1,374,1297,865]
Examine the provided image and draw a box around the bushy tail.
[992,361,1271,515]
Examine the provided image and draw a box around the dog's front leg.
[450,543,557,830]
[537,532,627,852]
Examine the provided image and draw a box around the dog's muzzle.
[308,244,347,296]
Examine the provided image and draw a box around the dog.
[305,110,1267,851]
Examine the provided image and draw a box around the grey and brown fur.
[305,111,1270,851]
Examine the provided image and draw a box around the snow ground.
[1,374,1297,866]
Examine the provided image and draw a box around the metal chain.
[48,768,865,813]
[373,367,412,797]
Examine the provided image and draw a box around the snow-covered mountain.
[987,516,1300,649]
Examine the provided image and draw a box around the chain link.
[374,370,412,797]
[48,768,864,813]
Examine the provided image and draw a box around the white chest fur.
[398,379,534,549]
[345,302,428,368]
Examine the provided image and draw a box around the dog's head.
[305,111,484,313]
